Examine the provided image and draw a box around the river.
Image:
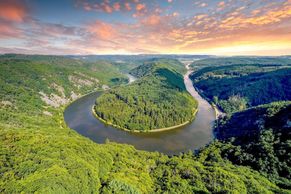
[64,62,216,155]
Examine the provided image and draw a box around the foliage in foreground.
[1,126,286,193]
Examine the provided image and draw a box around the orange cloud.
[103,4,113,13]
[142,15,161,25]
[88,21,116,40]
[2,0,291,55]
[172,12,179,17]
[218,1,225,7]
[0,22,20,38]
[220,2,291,29]
[69,0,291,55]
[136,3,146,11]
[124,2,131,11]
[113,2,121,11]
[0,0,27,22]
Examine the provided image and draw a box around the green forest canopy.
[214,101,291,188]
[0,55,290,193]
[94,59,198,131]
[190,57,291,114]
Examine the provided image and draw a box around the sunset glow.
[0,0,291,55]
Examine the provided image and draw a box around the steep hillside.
[190,59,291,114]
[215,101,291,141]
[214,101,291,188]
[0,55,127,129]
[94,60,197,131]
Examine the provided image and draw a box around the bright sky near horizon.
[0,0,291,55]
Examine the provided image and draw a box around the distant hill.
[68,54,212,62]
[69,55,211,73]
[190,56,291,68]
[190,57,291,114]
[130,58,187,76]
[94,59,197,131]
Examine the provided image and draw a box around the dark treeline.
[190,57,291,114]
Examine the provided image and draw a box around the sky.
[0,0,291,55]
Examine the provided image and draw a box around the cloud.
[76,0,145,13]
[87,20,117,40]
[77,0,154,18]
[0,0,28,22]
[141,15,161,25]
[76,0,114,13]
[124,2,131,11]
[113,2,121,11]
[2,0,291,55]
[218,1,225,7]
[199,3,208,7]
[219,2,291,29]
[29,21,83,38]
[0,0,28,39]
[0,21,21,38]
[136,3,146,11]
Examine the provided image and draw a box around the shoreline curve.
[92,105,198,133]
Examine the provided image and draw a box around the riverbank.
[64,62,216,154]
[192,86,225,119]
[183,61,225,119]
[92,105,198,133]
[211,103,224,119]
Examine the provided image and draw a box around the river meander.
[64,62,216,155]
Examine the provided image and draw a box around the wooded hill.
[94,59,197,131]
[214,101,291,189]
[190,57,291,114]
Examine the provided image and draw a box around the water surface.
[64,64,215,155]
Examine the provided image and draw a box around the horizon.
[0,0,291,55]
[1,53,291,57]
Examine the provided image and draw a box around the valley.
[93,59,198,132]
[0,54,290,193]
[1,1,291,193]
[64,59,215,154]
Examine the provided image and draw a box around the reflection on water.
[64,65,215,155]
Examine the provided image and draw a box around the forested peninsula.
[94,59,198,132]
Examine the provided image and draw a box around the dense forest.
[214,101,291,189]
[190,56,291,68]
[0,55,128,128]
[94,59,197,131]
[0,55,290,193]
[190,57,291,114]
